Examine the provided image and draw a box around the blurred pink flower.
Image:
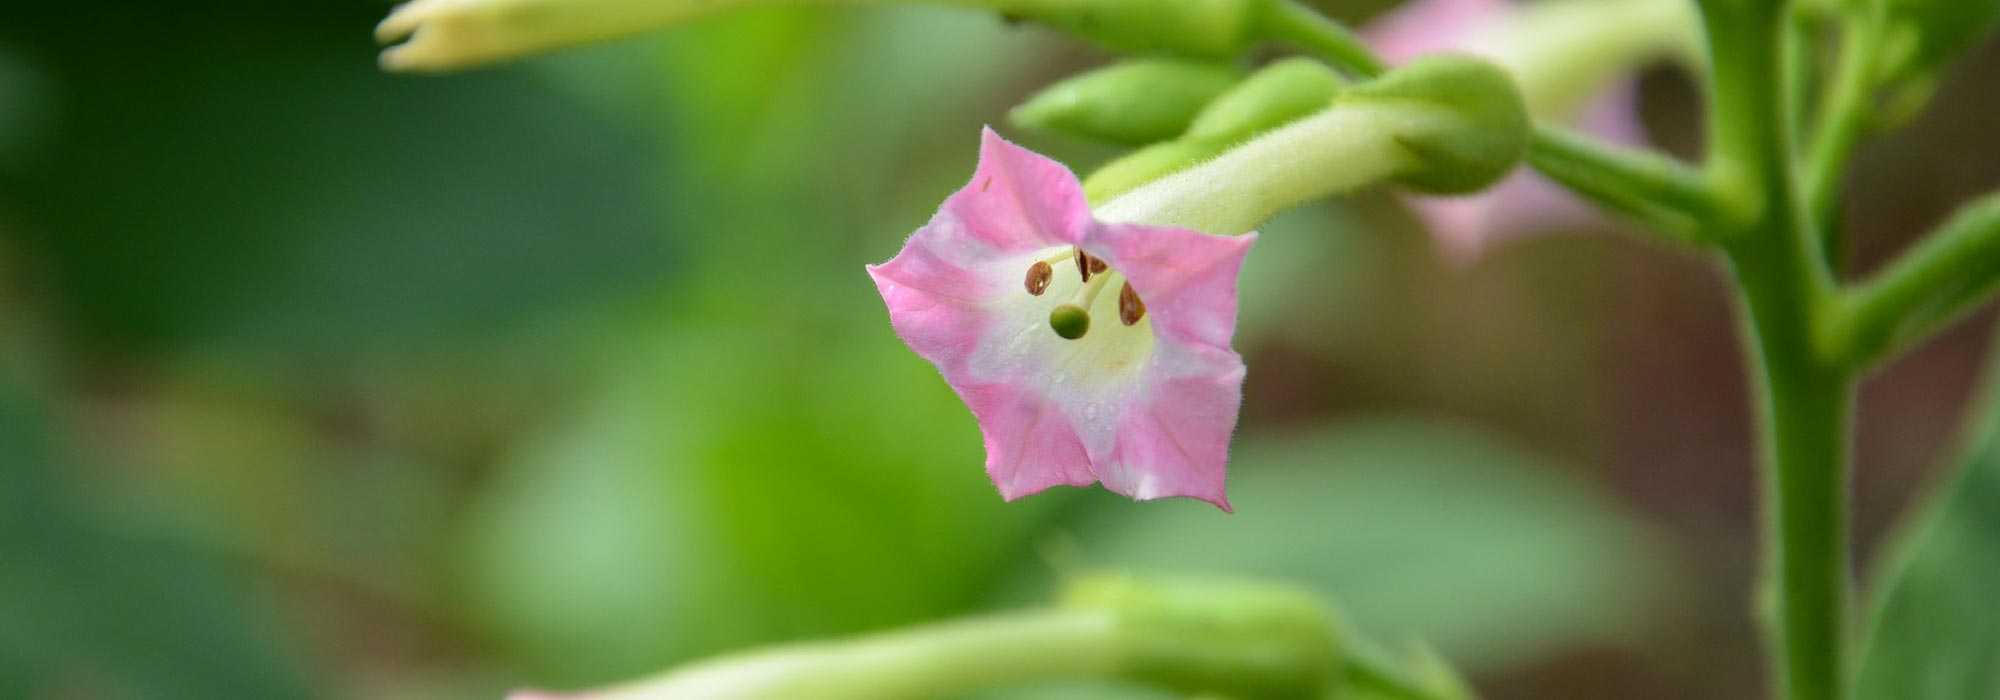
[1367,0,1649,262]
[868,129,1255,511]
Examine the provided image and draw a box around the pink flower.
[1367,0,1651,262]
[868,129,1255,512]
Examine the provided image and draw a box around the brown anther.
[1087,255,1107,275]
[1119,281,1146,326]
[1073,248,1092,282]
[1024,261,1053,296]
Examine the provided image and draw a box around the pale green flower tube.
[1097,55,1529,235]
[507,575,1345,700]
[376,0,1265,72]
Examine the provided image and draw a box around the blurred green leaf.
[1033,418,1672,672]
[0,381,311,700]
[461,326,1061,685]
[1856,356,2000,700]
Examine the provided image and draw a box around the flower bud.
[1345,55,1529,195]
[1082,58,1343,200]
[1018,0,1263,59]
[1062,573,1344,700]
[1875,0,2000,91]
[1183,58,1345,141]
[1010,59,1242,146]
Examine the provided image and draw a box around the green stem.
[1260,0,1385,78]
[1803,9,1886,255]
[1701,2,1854,700]
[1835,191,2000,367]
[1527,123,1731,241]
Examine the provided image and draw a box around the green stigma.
[1049,304,1091,340]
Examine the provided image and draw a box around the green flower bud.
[1082,58,1343,201]
[1011,59,1243,146]
[1061,574,1344,700]
[1012,0,1263,59]
[1345,55,1529,195]
[1184,58,1345,141]
[1085,140,1219,202]
[1875,0,2000,89]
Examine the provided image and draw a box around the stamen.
[1074,248,1093,282]
[1024,261,1053,295]
[1119,281,1146,325]
[1049,304,1091,340]
[1088,255,1108,275]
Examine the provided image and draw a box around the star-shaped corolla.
[868,129,1255,512]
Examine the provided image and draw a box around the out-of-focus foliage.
[0,2,667,355]
[0,381,310,700]
[25,0,1981,698]
[1857,344,2000,700]
[1032,419,1671,673]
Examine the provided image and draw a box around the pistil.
[1048,269,1117,340]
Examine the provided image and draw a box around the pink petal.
[866,128,1091,376]
[946,127,1093,250]
[1365,0,1510,64]
[1085,224,1257,352]
[870,131,1254,511]
[967,380,1101,500]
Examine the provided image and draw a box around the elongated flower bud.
[1183,58,1346,141]
[1061,574,1345,700]
[1344,54,1528,195]
[1018,0,1263,59]
[1010,59,1242,145]
[1083,58,1344,200]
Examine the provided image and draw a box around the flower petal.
[947,128,1093,250]
[1085,224,1257,352]
[866,129,1099,376]
[1365,0,1510,64]
[1103,366,1242,511]
[965,380,1101,501]
[871,131,1253,511]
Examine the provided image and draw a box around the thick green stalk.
[1701,2,1855,700]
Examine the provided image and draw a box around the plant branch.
[1527,123,1733,243]
[1260,0,1386,78]
[1699,2,1855,700]
[1803,7,1886,254]
[1835,192,2000,367]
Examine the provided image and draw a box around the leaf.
[1027,418,1673,672]
[1856,359,2000,700]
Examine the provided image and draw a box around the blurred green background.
[1,1,1998,699]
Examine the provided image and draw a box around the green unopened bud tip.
[1349,55,1530,195]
